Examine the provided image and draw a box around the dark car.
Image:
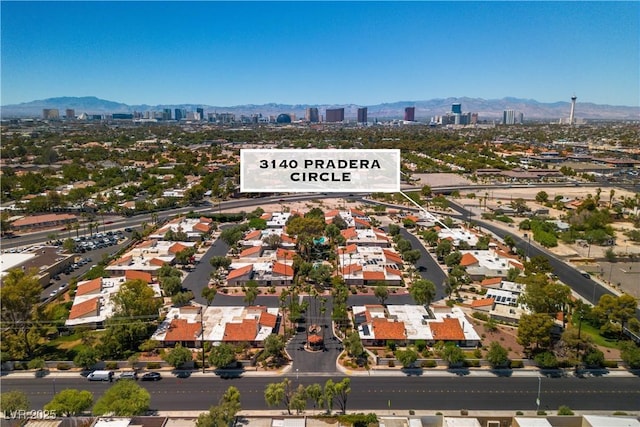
[124,227,133,233]
[141,372,162,381]
[175,371,191,379]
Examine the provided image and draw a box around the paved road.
[183,238,230,305]
[3,375,638,412]
[397,228,447,300]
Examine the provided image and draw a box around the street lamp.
[523,233,531,260]
[536,377,541,412]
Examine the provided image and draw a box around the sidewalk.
[4,365,636,379]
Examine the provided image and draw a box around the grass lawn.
[576,322,624,349]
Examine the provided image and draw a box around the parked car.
[87,370,114,382]
[175,371,191,379]
[117,371,138,381]
[141,372,162,381]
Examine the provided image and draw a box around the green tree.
[306,383,324,412]
[0,268,44,359]
[620,341,640,369]
[334,378,351,414]
[262,334,285,362]
[0,390,29,413]
[160,275,182,297]
[44,389,93,416]
[374,284,389,305]
[517,313,554,351]
[111,279,162,318]
[163,344,193,368]
[410,279,436,306]
[291,384,308,414]
[486,342,509,368]
[209,343,237,369]
[395,348,418,368]
[73,347,99,370]
[535,191,549,203]
[343,331,364,358]
[197,386,242,427]
[210,256,232,270]
[265,378,293,415]
[323,379,336,414]
[534,351,558,368]
[244,280,259,305]
[92,380,151,416]
[202,287,217,306]
[441,343,466,367]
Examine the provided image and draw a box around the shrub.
[515,411,523,415]
[534,352,558,369]
[510,360,524,369]
[387,360,395,367]
[537,411,547,416]
[421,359,437,368]
[557,405,574,415]
[603,360,618,369]
[415,340,427,352]
[146,362,161,370]
[465,359,480,368]
[105,361,118,370]
[56,363,71,371]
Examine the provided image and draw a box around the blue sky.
[1,1,638,107]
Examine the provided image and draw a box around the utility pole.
[201,307,206,374]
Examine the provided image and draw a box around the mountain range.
[1,96,638,121]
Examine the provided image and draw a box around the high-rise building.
[325,108,345,123]
[404,107,415,122]
[451,103,462,114]
[65,109,75,119]
[357,107,368,124]
[42,109,60,120]
[503,110,516,125]
[197,108,204,121]
[569,95,577,126]
[162,109,172,121]
[305,108,319,123]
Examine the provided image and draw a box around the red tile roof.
[272,262,294,277]
[383,250,403,264]
[363,271,386,281]
[471,298,495,308]
[350,208,366,217]
[341,228,358,239]
[110,255,132,266]
[384,266,402,276]
[125,270,153,283]
[460,253,479,267]
[150,258,167,267]
[199,217,213,224]
[259,312,278,328]
[260,213,272,220]
[223,319,258,341]
[12,213,77,227]
[227,265,253,280]
[165,319,201,342]
[354,217,371,228]
[337,244,358,255]
[481,277,502,287]
[341,264,362,275]
[372,318,406,340]
[193,222,210,233]
[430,318,465,341]
[240,246,262,257]
[244,230,262,240]
[275,248,296,261]
[69,297,99,319]
[76,278,102,296]
[169,242,188,254]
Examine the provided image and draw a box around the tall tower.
[569,95,577,125]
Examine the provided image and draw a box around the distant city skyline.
[1,2,638,107]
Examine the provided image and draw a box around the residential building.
[352,305,481,347]
[151,305,280,347]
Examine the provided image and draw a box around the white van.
[87,370,114,382]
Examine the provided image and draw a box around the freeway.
[2,375,638,412]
